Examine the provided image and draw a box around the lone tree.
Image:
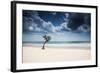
[42,35,51,50]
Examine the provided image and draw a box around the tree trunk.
[42,41,46,50]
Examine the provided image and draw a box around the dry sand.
[22,44,91,63]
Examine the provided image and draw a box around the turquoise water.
[23,32,90,44]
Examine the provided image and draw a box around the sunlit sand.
[22,43,91,63]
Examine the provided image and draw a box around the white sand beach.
[22,43,91,63]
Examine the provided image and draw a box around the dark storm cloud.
[67,13,91,32]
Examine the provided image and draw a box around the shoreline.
[23,43,90,48]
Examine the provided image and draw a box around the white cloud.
[60,22,71,31]
[35,27,44,32]
[28,26,34,31]
[52,26,63,32]
[64,13,69,22]
[24,11,71,33]
[77,24,90,32]
[65,13,69,18]
[41,20,71,33]
[30,11,55,32]
[52,12,57,15]
[42,21,56,32]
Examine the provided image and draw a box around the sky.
[22,10,91,43]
